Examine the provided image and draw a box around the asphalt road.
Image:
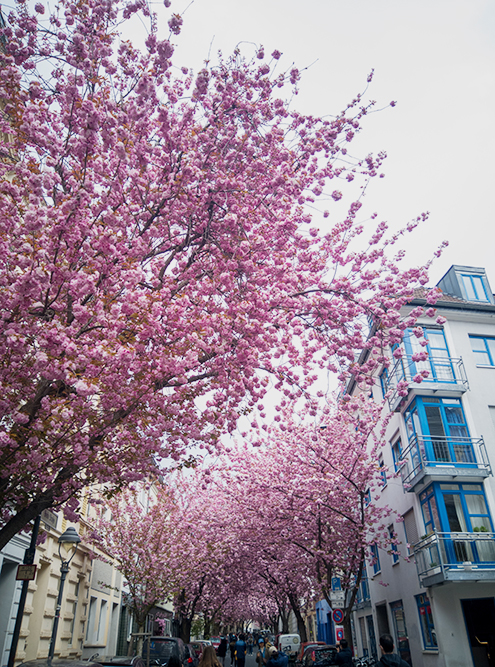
[223,648,258,667]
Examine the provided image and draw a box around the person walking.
[199,646,223,667]
[235,634,247,667]
[247,636,254,655]
[334,639,353,666]
[218,637,228,667]
[256,638,265,667]
[378,634,410,667]
[229,638,237,667]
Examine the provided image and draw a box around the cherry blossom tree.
[0,0,438,550]
[93,485,180,651]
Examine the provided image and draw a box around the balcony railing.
[383,355,468,410]
[414,531,495,586]
[397,435,491,490]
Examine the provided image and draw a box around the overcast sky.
[147,0,495,287]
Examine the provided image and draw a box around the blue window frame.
[378,454,387,487]
[389,525,399,564]
[470,336,495,366]
[420,483,495,564]
[379,367,389,397]
[420,483,493,533]
[356,567,370,603]
[461,273,489,302]
[403,327,455,383]
[391,438,402,473]
[370,543,381,574]
[404,397,474,467]
[416,594,437,649]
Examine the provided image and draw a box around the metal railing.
[383,355,468,409]
[397,435,491,488]
[414,531,495,584]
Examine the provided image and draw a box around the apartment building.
[351,265,495,667]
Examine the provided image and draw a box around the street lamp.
[47,527,81,665]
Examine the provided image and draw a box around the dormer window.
[460,273,489,302]
[436,265,494,305]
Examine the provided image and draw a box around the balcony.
[414,531,495,587]
[383,355,468,412]
[397,435,491,492]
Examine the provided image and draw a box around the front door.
[461,598,495,666]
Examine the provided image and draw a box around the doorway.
[461,598,495,667]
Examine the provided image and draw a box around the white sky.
[150,0,495,287]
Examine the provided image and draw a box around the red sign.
[335,627,344,642]
[16,564,37,581]
[332,609,344,624]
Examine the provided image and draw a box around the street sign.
[331,577,341,591]
[332,609,344,624]
[16,564,37,581]
[41,509,57,530]
[329,591,345,603]
[335,627,344,642]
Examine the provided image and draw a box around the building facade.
[350,265,495,667]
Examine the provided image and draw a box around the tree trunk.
[278,608,289,634]
[204,615,211,639]
[179,616,192,644]
[287,594,307,642]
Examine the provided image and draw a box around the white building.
[351,265,495,667]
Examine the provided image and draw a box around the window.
[404,327,455,382]
[421,483,493,533]
[364,489,371,507]
[391,438,402,473]
[416,594,438,649]
[470,336,495,366]
[370,543,381,575]
[461,273,489,302]
[388,525,399,564]
[380,367,389,397]
[378,454,387,487]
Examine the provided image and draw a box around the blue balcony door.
[404,328,455,382]
[405,398,474,466]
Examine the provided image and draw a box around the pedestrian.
[199,646,222,667]
[247,636,254,655]
[334,639,353,666]
[256,638,265,667]
[230,638,237,667]
[218,637,228,667]
[378,634,410,667]
[235,634,247,667]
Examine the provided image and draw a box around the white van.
[279,634,301,661]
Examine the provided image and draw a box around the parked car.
[145,636,188,667]
[301,645,338,667]
[296,642,327,665]
[279,634,300,662]
[94,657,145,667]
[210,636,222,653]
[189,640,211,659]
[185,644,199,667]
[19,661,101,667]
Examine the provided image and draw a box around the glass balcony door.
[405,397,474,467]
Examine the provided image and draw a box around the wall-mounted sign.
[332,609,344,624]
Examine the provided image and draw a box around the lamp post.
[47,527,81,665]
